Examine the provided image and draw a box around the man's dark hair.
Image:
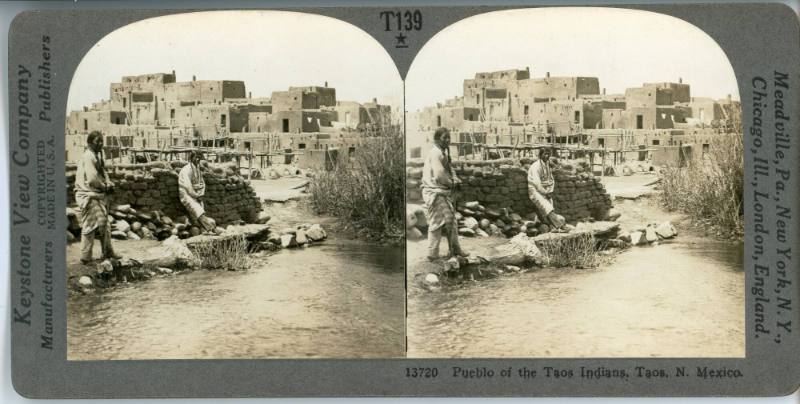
[187,150,204,162]
[87,131,103,145]
[433,127,450,142]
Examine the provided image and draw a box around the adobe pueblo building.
[66,72,395,169]
[412,67,741,168]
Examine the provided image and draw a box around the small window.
[599,138,605,147]
[524,105,529,115]
[298,143,306,149]
[652,139,660,146]
[170,109,175,119]
[83,119,88,131]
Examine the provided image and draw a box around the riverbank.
[68,199,405,359]
[407,177,744,358]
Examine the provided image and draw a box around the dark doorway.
[636,115,644,129]
[282,119,290,132]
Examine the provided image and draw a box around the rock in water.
[630,231,644,246]
[280,234,297,248]
[462,217,479,231]
[296,230,308,245]
[424,273,440,285]
[78,276,93,287]
[407,227,424,240]
[645,226,658,242]
[655,221,677,239]
[306,224,327,241]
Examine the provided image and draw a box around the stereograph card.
[4,1,799,398]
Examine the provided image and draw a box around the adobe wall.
[66,161,263,226]
[406,158,613,223]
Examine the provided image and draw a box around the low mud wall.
[66,161,262,226]
[407,157,613,223]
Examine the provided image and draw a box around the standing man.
[76,131,119,264]
[178,150,216,232]
[527,148,565,229]
[421,127,468,261]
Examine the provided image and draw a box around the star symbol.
[395,32,408,48]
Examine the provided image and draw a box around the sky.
[67,10,403,112]
[406,7,741,112]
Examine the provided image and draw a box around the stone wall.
[66,161,262,226]
[407,157,613,223]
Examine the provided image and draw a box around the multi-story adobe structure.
[66,72,396,169]
[414,68,741,162]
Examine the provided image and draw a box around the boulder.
[424,273,440,285]
[645,226,658,242]
[463,217,479,231]
[655,221,677,239]
[111,230,128,240]
[458,228,476,237]
[97,260,114,274]
[78,276,93,288]
[295,230,308,245]
[157,267,173,275]
[464,201,480,209]
[475,229,490,238]
[406,210,419,229]
[131,221,143,232]
[479,219,491,230]
[407,227,424,240]
[510,213,523,222]
[306,224,327,241]
[126,231,141,240]
[114,220,131,233]
[280,234,297,248]
[630,231,644,246]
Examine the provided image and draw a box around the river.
[68,200,405,360]
[407,197,745,358]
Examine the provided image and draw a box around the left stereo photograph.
[64,10,406,360]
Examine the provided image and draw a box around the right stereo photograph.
[405,7,744,358]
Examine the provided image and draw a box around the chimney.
[192,75,196,81]
[526,66,530,73]
[324,81,328,88]
[546,72,550,78]
[171,69,175,76]
[678,77,683,84]
[602,88,606,95]
[726,94,731,102]
[373,97,377,104]
[249,91,252,98]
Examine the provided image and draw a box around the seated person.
[527,148,566,229]
[178,151,216,232]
